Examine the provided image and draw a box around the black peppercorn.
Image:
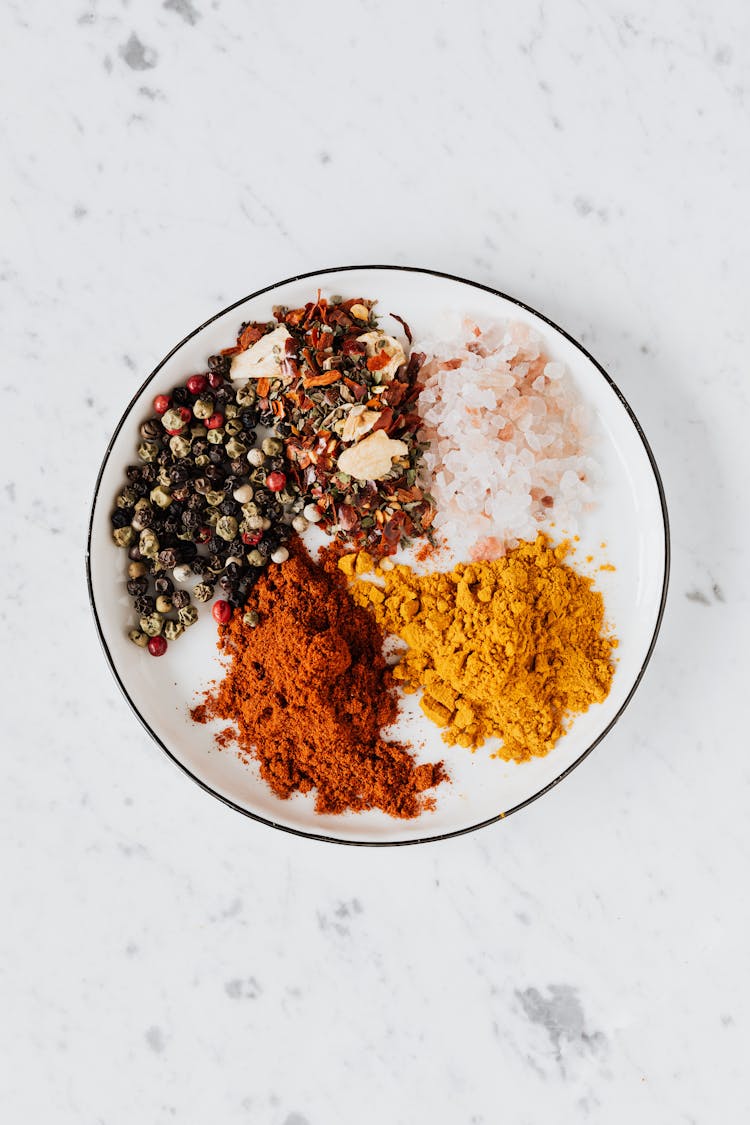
[207,553,223,572]
[139,419,162,440]
[229,457,247,475]
[141,463,157,484]
[154,576,174,595]
[172,589,190,610]
[229,537,245,556]
[192,438,208,457]
[207,353,229,375]
[191,559,207,576]
[131,480,148,497]
[267,456,285,472]
[169,464,190,484]
[225,561,242,579]
[205,536,220,555]
[218,574,237,594]
[128,545,143,561]
[186,492,204,510]
[171,386,190,406]
[134,594,155,615]
[127,576,149,596]
[111,508,132,528]
[257,538,274,558]
[180,541,197,561]
[219,498,238,516]
[126,465,142,482]
[157,450,171,467]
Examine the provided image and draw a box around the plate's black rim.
[86,264,670,847]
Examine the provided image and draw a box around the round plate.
[87,266,669,845]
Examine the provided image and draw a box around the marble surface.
[2,0,749,1121]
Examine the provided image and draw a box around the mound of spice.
[342,535,616,760]
[226,295,436,555]
[192,542,447,817]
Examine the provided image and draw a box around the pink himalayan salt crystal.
[414,317,597,558]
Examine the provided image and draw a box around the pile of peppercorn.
[111,355,306,656]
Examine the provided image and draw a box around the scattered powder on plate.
[415,317,597,558]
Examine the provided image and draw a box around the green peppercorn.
[163,619,184,641]
[262,437,283,456]
[140,612,164,637]
[243,609,260,628]
[192,396,214,419]
[128,560,147,579]
[224,402,239,419]
[243,515,265,531]
[225,437,248,459]
[205,489,225,507]
[138,440,161,462]
[216,515,238,541]
[193,583,213,603]
[139,529,159,559]
[236,383,257,406]
[117,487,138,508]
[224,419,242,437]
[246,549,266,567]
[128,628,149,647]
[207,428,225,445]
[194,454,210,467]
[157,467,172,487]
[277,489,296,505]
[241,501,260,517]
[161,408,185,432]
[169,434,192,458]
[155,595,173,614]
[178,605,199,628]
[204,507,220,527]
[113,526,135,548]
[150,485,173,508]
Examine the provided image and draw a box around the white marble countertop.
[3,0,749,1121]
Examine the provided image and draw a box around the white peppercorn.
[303,503,322,523]
[291,515,309,533]
[233,484,254,504]
[173,563,192,583]
[271,546,289,564]
[247,448,265,467]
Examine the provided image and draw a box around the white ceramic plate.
[87,266,669,845]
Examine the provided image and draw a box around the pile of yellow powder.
[339,535,616,761]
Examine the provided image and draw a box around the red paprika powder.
[192,541,446,817]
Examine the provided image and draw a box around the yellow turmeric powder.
[341,535,616,761]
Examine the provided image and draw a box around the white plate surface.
[88,266,669,845]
